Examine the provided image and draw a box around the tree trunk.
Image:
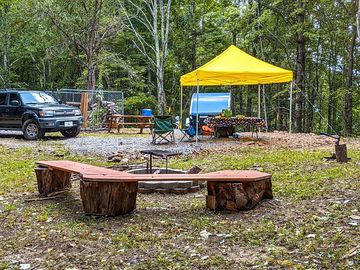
[80,180,138,216]
[156,64,166,115]
[357,0,360,39]
[294,1,305,133]
[206,179,273,211]
[35,167,72,196]
[344,25,357,136]
[327,43,337,134]
[87,62,96,90]
[191,1,197,70]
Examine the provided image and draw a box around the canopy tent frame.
[180,45,294,145]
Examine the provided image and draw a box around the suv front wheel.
[61,126,81,138]
[22,119,45,140]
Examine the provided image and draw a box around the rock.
[110,156,123,163]
[20,264,31,270]
[200,230,212,239]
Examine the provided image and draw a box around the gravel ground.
[0,129,347,157]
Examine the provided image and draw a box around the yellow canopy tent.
[180,45,292,86]
[179,45,293,142]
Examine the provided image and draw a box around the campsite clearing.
[0,131,359,269]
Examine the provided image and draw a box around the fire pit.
[128,167,201,194]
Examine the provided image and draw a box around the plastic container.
[140,109,153,116]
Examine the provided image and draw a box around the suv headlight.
[74,109,81,116]
[39,111,55,117]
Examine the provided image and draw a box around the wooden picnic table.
[107,114,154,134]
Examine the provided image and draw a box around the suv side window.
[0,93,7,106]
[9,93,20,105]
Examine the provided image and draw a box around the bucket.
[140,109,153,116]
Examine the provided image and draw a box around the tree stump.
[80,180,138,216]
[35,166,72,196]
[335,144,348,162]
[206,179,273,211]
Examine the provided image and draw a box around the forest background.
[0,0,359,135]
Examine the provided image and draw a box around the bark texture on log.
[35,167,71,195]
[80,180,138,216]
[335,144,348,163]
[206,179,273,211]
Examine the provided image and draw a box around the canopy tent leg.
[195,79,200,146]
[180,86,183,129]
[258,85,261,118]
[262,85,268,132]
[289,82,293,134]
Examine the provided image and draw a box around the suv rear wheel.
[61,126,81,138]
[22,119,45,140]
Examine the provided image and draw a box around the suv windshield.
[20,92,58,105]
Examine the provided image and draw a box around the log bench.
[35,160,273,216]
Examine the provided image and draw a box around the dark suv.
[0,90,83,140]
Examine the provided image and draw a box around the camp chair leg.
[152,131,175,145]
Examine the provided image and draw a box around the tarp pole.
[262,85,268,132]
[180,85,183,129]
[258,85,261,118]
[289,82,293,134]
[195,79,199,146]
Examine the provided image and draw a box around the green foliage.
[0,0,358,134]
[124,93,157,115]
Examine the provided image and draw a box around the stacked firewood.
[90,101,120,126]
[102,101,119,115]
[207,116,266,128]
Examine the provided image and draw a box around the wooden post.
[80,92,89,128]
[80,180,138,216]
[206,179,273,211]
[35,166,72,196]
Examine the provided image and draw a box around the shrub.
[124,93,157,115]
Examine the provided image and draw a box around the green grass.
[0,146,111,195]
[0,144,359,269]
[168,147,360,200]
[80,130,150,138]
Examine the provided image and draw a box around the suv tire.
[61,126,81,138]
[22,119,45,140]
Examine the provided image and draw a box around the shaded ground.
[0,131,359,269]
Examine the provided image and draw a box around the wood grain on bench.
[36,161,271,183]
[36,160,128,176]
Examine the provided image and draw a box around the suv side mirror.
[10,100,20,106]
[58,100,63,104]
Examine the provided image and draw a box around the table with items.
[206,116,266,137]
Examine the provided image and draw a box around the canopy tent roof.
[180,45,293,86]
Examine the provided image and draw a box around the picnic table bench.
[107,114,154,134]
[35,160,273,216]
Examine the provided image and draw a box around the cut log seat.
[35,160,272,216]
